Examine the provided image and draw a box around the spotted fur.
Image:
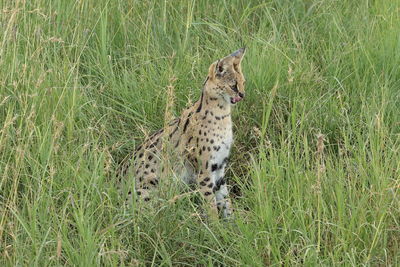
[120,48,246,218]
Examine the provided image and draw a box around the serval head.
[206,48,246,104]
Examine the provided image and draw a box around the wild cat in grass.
[120,48,246,219]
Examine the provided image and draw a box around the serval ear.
[217,48,246,76]
[230,47,246,62]
[207,48,246,79]
[220,47,246,66]
[207,60,220,80]
[231,47,246,72]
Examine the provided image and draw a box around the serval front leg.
[197,159,219,220]
[213,160,233,218]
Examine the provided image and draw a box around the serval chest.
[189,105,233,179]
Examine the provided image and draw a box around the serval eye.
[231,82,239,93]
[218,65,224,73]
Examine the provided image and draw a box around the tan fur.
[121,48,246,218]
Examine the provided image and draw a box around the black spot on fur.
[204,177,210,182]
[215,177,226,192]
[169,126,179,138]
[148,139,158,148]
[196,92,204,112]
[215,116,221,120]
[145,164,149,168]
[204,191,212,196]
[210,139,214,144]
[148,155,153,161]
[200,181,207,186]
[168,118,180,126]
[137,191,142,195]
[149,128,164,139]
[135,145,143,153]
[144,197,150,202]
[208,183,214,188]
[211,164,218,172]
[188,136,193,143]
[139,153,143,158]
[183,118,190,133]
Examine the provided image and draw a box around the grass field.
[1,0,400,265]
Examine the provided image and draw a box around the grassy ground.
[1,0,400,265]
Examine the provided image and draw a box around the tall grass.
[1,0,399,265]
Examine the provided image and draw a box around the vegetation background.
[1,0,399,265]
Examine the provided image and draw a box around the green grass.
[1,0,400,265]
